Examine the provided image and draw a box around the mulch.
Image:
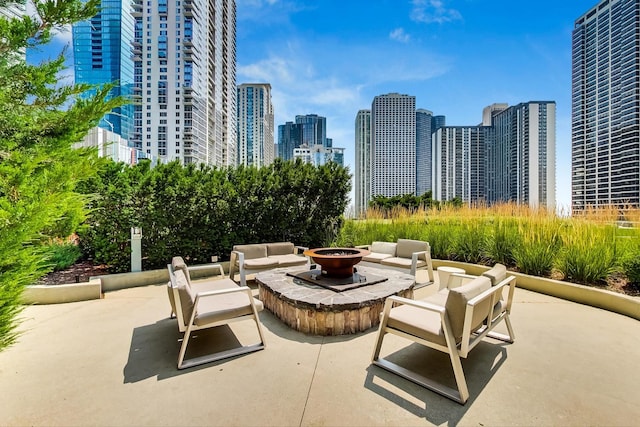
[35,261,110,286]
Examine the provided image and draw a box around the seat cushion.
[191,278,264,311]
[387,304,447,346]
[267,242,295,256]
[370,241,397,255]
[269,253,307,267]
[445,276,491,340]
[482,263,507,286]
[396,239,428,259]
[362,252,394,263]
[234,244,267,260]
[243,257,279,269]
[174,268,196,323]
[380,257,428,269]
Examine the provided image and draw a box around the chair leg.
[449,350,469,404]
[177,327,193,369]
[371,327,386,361]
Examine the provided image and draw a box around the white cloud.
[411,0,462,24]
[389,27,410,43]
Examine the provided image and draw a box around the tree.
[0,0,121,351]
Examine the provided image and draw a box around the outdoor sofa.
[356,239,434,283]
[229,242,308,286]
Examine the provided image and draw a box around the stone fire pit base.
[256,266,415,335]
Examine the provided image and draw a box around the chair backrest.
[396,239,428,259]
[482,263,507,286]
[172,256,192,285]
[168,265,197,330]
[267,242,294,256]
[445,276,492,340]
[233,244,267,260]
[370,241,397,255]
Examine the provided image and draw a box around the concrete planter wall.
[22,260,639,321]
[22,262,230,305]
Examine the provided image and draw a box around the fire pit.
[303,247,370,278]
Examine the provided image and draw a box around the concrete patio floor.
[1,278,639,426]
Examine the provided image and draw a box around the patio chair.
[167,259,266,369]
[371,271,516,404]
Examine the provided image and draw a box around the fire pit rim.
[303,247,371,278]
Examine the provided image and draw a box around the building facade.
[277,121,302,160]
[293,145,344,166]
[432,126,489,203]
[416,109,434,197]
[237,83,274,167]
[72,0,135,140]
[371,93,416,198]
[296,114,327,147]
[131,0,237,166]
[489,102,556,208]
[572,0,640,210]
[354,109,371,217]
[74,126,152,165]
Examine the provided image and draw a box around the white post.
[131,227,142,272]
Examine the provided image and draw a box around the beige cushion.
[234,244,267,260]
[362,252,393,263]
[167,282,177,315]
[172,256,192,285]
[175,268,196,323]
[482,263,507,286]
[422,289,449,307]
[244,257,279,269]
[267,242,295,256]
[190,278,264,312]
[396,239,428,259]
[445,276,491,340]
[387,304,447,346]
[380,257,428,269]
[269,253,307,267]
[191,279,262,326]
[370,241,397,255]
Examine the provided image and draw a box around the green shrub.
[42,242,82,272]
[451,221,486,263]
[78,159,351,271]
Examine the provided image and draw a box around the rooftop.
[1,278,639,426]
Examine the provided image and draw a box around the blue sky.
[236,0,600,210]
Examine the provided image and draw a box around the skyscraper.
[371,93,416,198]
[296,114,327,147]
[572,0,640,210]
[432,126,488,203]
[72,0,135,140]
[416,109,434,197]
[489,102,556,208]
[277,121,302,160]
[354,109,371,216]
[237,83,274,167]
[131,0,237,166]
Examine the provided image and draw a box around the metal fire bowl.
[303,247,371,278]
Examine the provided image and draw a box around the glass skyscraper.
[72,0,135,141]
[237,83,274,167]
[572,0,640,210]
[354,109,371,217]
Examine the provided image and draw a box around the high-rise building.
[416,109,434,197]
[277,121,302,160]
[131,0,237,166]
[572,0,640,210]
[371,93,416,198]
[432,126,489,203]
[354,109,371,217]
[296,114,327,147]
[489,102,556,208]
[237,83,274,167]
[72,0,135,141]
[293,145,344,166]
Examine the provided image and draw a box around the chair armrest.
[355,244,370,250]
[294,246,309,254]
[446,273,477,289]
[188,263,224,276]
[386,295,446,314]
